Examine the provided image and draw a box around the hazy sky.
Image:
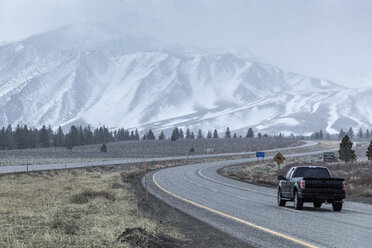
[0,0,371,88]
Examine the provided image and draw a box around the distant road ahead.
[147,146,372,248]
[0,141,319,174]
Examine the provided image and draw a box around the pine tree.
[186,128,191,139]
[5,125,13,149]
[357,128,364,139]
[347,127,354,139]
[146,129,155,140]
[338,129,346,140]
[366,140,372,161]
[257,132,262,139]
[23,125,31,148]
[100,143,107,152]
[233,133,237,138]
[15,125,25,150]
[54,126,64,147]
[142,134,147,140]
[103,126,113,143]
[213,129,219,139]
[84,126,94,144]
[123,129,130,140]
[171,127,180,141]
[197,129,203,139]
[225,127,231,138]
[365,129,371,139]
[135,129,140,140]
[179,128,184,139]
[68,126,79,146]
[319,130,323,139]
[158,131,165,140]
[312,131,319,140]
[78,126,85,145]
[28,128,38,149]
[338,135,356,163]
[246,128,254,138]
[0,127,5,150]
[47,126,53,145]
[38,125,50,148]
[65,133,73,150]
[190,132,195,139]
[207,131,212,139]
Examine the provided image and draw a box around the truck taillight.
[343,181,346,190]
[300,180,305,189]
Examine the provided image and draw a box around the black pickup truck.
[277,166,345,211]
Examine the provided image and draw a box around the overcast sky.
[0,0,371,88]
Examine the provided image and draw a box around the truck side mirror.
[277,175,285,180]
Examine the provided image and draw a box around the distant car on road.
[323,152,337,162]
[277,166,345,211]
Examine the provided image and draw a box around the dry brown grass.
[319,162,372,197]
[220,156,318,187]
[220,155,372,198]
[0,169,184,248]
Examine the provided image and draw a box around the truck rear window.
[292,168,331,178]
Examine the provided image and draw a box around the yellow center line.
[152,172,318,248]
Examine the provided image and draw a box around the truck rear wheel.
[332,202,342,212]
[294,191,303,210]
[277,189,286,206]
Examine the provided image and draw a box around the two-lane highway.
[146,149,372,248]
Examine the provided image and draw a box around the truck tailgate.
[303,178,344,190]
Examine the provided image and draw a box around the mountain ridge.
[0,23,370,135]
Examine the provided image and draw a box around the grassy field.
[220,154,372,200]
[0,167,184,248]
[0,139,350,247]
[0,155,255,248]
[0,138,299,166]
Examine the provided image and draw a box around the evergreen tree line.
[0,124,276,150]
[167,127,268,141]
[308,127,372,140]
[337,127,371,140]
[0,125,140,150]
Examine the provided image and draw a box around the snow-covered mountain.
[0,23,371,135]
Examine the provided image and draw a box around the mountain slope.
[0,24,370,135]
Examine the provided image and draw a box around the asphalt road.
[0,141,317,174]
[146,148,372,248]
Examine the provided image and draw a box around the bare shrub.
[70,189,117,204]
[51,214,79,235]
[121,171,137,182]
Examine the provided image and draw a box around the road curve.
[146,148,372,248]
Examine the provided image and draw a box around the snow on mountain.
[0,23,370,135]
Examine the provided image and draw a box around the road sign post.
[273,152,286,171]
[256,152,265,161]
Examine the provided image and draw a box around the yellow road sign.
[274,152,285,165]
